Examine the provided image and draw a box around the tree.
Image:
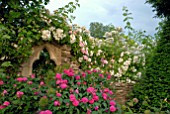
[131,0,170,112]
[89,22,115,38]
[146,0,170,18]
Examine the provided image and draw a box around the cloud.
[45,0,161,36]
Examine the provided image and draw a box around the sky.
[45,0,161,36]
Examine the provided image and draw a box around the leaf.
[1,61,12,67]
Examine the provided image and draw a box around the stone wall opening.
[33,48,56,76]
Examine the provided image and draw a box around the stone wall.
[21,43,79,76]
[113,82,134,105]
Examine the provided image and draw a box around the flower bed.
[0,68,122,114]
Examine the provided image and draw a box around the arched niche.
[21,43,61,76]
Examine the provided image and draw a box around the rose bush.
[0,68,122,114]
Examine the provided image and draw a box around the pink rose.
[93,95,99,101]
[56,93,62,97]
[54,101,60,106]
[107,75,111,80]
[75,89,79,94]
[110,100,116,106]
[16,91,24,98]
[3,101,10,106]
[40,110,52,114]
[16,77,27,82]
[92,69,98,73]
[99,74,104,78]
[56,80,61,85]
[102,93,107,100]
[89,99,94,104]
[72,100,79,106]
[55,73,62,79]
[77,82,81,85]
[40,81,45,86]
[87,87,95,93]
[31,74,35,78]
[81,97,88,103]
[110,106,117,112]
[64,69,74,77]
[79,42,85,47]
[27,81,33,85]
[94,106,99,111]
[69,94,76,101]
[87,70,92,74]
[103,88,110,93]
[109,91,113,95]
[83,81,87,85]
[0,105,5,110]
[62,79,68,84]
[60,83,67,89]
[83,55,88,61]
[2,90,8,96]
[22,77,28,81]
[81,72,86,78]
[75,75,80,80]
[87,109,91,114]
[0,80,4,86]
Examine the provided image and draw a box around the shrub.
[0,68,122,114]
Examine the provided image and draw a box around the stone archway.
[21,43,61,76]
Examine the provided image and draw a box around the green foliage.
[146,0,170,18]
[89,22,115,38]
[129,19,170,113]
